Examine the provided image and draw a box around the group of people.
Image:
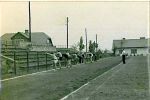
[77,52,94,63]
[47,51,72,69]
[47,51,94,70]
[48,50,126,70]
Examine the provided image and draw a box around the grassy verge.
[1,57,122,100]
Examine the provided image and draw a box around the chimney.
[25,30,29,34]
[140,37,145,39]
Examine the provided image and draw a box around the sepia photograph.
[0,0,150,100]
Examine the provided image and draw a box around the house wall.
[115,49,131,56]
[137,48,148,56]
[115,48,148,56]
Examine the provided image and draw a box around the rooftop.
[112,37,150,49]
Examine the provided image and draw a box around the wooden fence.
[1,51,60,76]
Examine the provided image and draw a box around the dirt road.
[63,56,149,100]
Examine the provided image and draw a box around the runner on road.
[64,52,72,68]
[47,53,58,69]
[89,52,93,63]
[57,51,62,69]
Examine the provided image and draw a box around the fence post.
[46,53,47,70]
[27,51,29,72]
[14,51,16,75]
[37,52,39,70]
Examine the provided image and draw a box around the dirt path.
[63,56,149,100]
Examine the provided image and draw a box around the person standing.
[122,50,126,64]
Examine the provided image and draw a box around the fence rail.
[1,49,106,79]
[1,51,80,79]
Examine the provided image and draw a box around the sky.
[0,1,149,50]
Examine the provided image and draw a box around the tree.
[89,40,94,53]
[96,49,102,59]
[95,42,98,51]
[79,36,85,52]
[71,43,78,52]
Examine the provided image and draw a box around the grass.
[1,57,122,100]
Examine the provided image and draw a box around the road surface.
[0,56,149,100]
[63,56,149,100]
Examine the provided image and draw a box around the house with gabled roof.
[112,37,150,56]
[1,30,56,52]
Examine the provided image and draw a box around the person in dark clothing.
[122,50,126,64]
[93,53,97,61]
[81,53,85,63]
[77,53,82,63]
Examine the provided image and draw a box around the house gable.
[11,32,29,41]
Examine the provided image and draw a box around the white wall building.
[112,37,150,56]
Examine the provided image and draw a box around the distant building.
[112,37,150,56]
[1,30,56,52]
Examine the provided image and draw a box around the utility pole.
[29,1,31,42]
[66,17,69,49]
[96,34,97,52]
[85,28,87,52]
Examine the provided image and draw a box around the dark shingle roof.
[1,32,53,45]
[1,33,15,42]
[113,38,149,49]
[31,32,53,45]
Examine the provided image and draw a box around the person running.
[66,52,72,68]
[47,53,58,69]
[57,51,62,69]
[77,52,82,63]
[122,50,126,64]
[89,52,93,63]
[72,54,78,65]
[81,52,85,63]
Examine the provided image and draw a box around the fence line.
[1,50,103,79]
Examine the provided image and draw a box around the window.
[13,39,24,45]
[47,39,50,43]
[131,49,137,54]
[47,38,53,46]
